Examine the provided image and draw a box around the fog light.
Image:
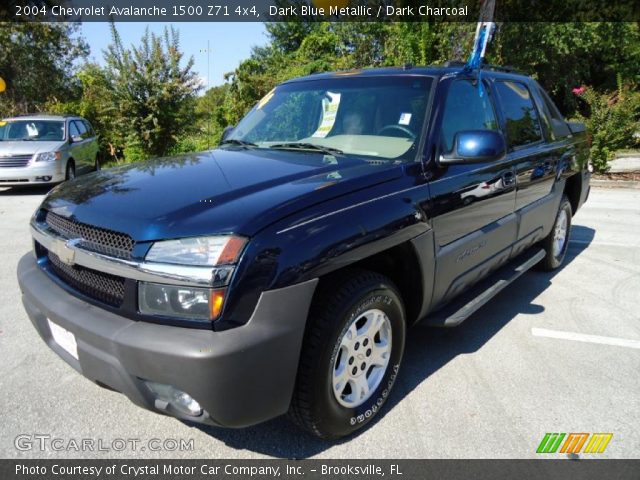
[144,381,203,417]
[35,176,52,181]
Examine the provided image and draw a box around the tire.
[289,269,406,439]
[538,194,572,271]
[65,161,76,181]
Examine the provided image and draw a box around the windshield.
[228,76,433,161]
[0,119,65,142]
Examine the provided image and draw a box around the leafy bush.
[168,131,214,156]
[574,80,640,172]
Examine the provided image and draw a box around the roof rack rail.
[482,64,522,74]
[16,112,74,118]
[442,60,522,74]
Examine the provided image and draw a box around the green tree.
[0,23,88,116]
[104,24,200,159]
[46,63,122,161]
[575,82,640,172]
[489,22,640,114]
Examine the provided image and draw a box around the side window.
[538,86,571,139]
[82,120,94,137]
[440,80,499,152]
[73,120,87,139]
[495,81,543,148]
[540,87,565,122]
[69,121,80,139]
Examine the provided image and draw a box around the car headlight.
[138,282,225,321]
[141,235,246,322]
[34,151,61,162]
[145,235,246,266]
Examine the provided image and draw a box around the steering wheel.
[377,124,416,140]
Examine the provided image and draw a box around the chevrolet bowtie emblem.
[53,238,80,266]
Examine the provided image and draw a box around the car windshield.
[227,75,433,161]
[0,119,65,142]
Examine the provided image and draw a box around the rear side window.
[440,80,499,152]
[82,120,94,137]
[495,81,543,148]
[538,86,571,139]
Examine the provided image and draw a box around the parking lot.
[0,185,638,459]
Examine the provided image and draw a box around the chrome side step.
[426,248,546,327]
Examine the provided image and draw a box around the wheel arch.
[313,236,431,326]
[564,172,582,215]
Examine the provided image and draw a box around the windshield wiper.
[268,142,344,156]
[219,139,257,148]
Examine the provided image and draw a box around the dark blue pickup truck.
[18,64,590,439]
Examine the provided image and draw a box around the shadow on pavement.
[189,227,596,458]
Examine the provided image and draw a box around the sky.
[80,22,268,88]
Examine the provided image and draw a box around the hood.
[42,148,402,241]
[0,141,65,155]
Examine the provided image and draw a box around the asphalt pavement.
[0,185,638,459]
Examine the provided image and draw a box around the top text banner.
[1,0,638,22]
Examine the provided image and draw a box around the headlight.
[34,151,60,162]
[145,235,246,266]
[139,282,226,321]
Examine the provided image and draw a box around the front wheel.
[289,270,406,439]
[538,194,572,271]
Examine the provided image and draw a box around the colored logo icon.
[537,433,613,454]
[312,0,349,9]
[0,76,6,93]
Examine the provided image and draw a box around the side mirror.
[70,135,82,144]
[440,130,506,165]
[221,125,235,142]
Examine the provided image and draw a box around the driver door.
[427,77,518,308]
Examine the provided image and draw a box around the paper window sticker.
[398,113,412,125]
[312,92,341,138]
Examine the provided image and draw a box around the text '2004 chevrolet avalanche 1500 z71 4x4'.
[18,64,590,439]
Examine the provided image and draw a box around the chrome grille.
[48,252,125,307]
[45,211,134,260]
[0,154,32,168]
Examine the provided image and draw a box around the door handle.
[502,171,516,187]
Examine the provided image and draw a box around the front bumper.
[17,253,317,427]
[0,164,64,186]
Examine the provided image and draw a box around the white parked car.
[0,114,99,187]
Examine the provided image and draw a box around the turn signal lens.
[218,236,247,264]
[209,289,225,320]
